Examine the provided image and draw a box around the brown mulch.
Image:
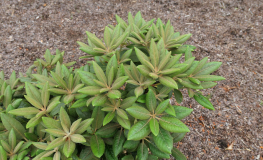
[0,0,263,159]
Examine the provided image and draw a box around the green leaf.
[0,146,7,160]
[188,77,200,85]
[104,26,111,47]
[13,141,24,153]
[48,88,68,95]
[3,86,12,109]
[96,123,119,138]
[159,76,178,89]
[134,87,143,98]
[60,107,71,132]
[71,98,87,109]
[78,71,98,86]
[46,137,65,150]
[128,120,150,141]
[178,78,203,89]
[92,95,107,107]
[63,140,75,158]
[24,95,43,109]
[194,62,222,76]
[165,104,176,117]
[201,82,217,89]
[120,97,137,109]
[45,129,65,137]
[147,141,170,159]
[193,93,215,110]
[173,89,183,103]
[24,133,38,141]
[41,82,50,107]
[74,118,94,134]
[93,61,107,85]
[79,147,99,160]
[159,117,190,133]
[92,106,104,130]
[90,135,105,158]
[71,134,86,143]
[46,97,60,113]
[171,147,187,160]
[70,119,82,133]
[50,72,68,89]
[173,106,193,120]
[153,128,173,154]
[25,82,41,105]
[78,86,102,95]
[145,89,156,112]
[155,99,170,115]
[103,112,115,126]
[32,142,47,150]
[147,155,158,160]
[149,118,159,136]
[194,75,225,81]
[113,130,125,156]
[8,107,40,116]
[126,106,150,120]
[111,76,129,90]
[137,65,151,77]
[174,34,191,44]
[32,150,54,160]
[117,116,131,130]
[86,31,106,49]
[53,152,61,160]
[149,39,159,69]
[137,143,148,160]
[123,140,140,150]
[107,90,121,99]
[42,117,63,130]
[121,155,134,160]
[1,140,11,152]
[9,129,16,150]
[26,116,42,128]
[171,132,186,142]
[0,113,26,140]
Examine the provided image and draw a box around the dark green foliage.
[0,11,224,159]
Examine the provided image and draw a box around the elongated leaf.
[45,129,65,137]
[146,89,156,112]
[159,76,178,89]
[149,118,159,136]
[159,117,190,133]
[113,130,125,156]
[153,128,173,154]
[147,141,170,159]
[26,116,42,128]
[117,116,130,130]
[149,39,159,69]
[71,134,86,143]
[121,155,134,160]
[78,86,102,95]
[13,141,24,153]
[93,61,107,85]
[134,87,143,98]
[1,113,26,140]
[86,31,106,49]
[137,143,148,160]
[32,150,54,160]
[1,140,11,152]
[63,140,75,158]
[108,90,121,99]
[126,106,150,120]
[155,99,170,115]
[194,75,225,81]
[111,76,129,90]
[193,93,214,110]
[194,62,222,76]
[96,123,119,138]
[0,146,7,160]
[9,107,39,116]
[60,107,71,132]
[48,88,68,95]
[25,82,41,104]
[171,132,186,142]
[74,118,94,134]
[137,65,151,77]
[104,26,111,47]
[90,135,105,158]
[178,78,203,89]
[9,129,16,150]
[128,120,150,140]
[46,137,65,150]
[41,82,50,107]
[120,97,137,109]
[171,147,187,160]
[92,106,104,130]
[92,95,107,107]
[103,112,115,126]
[173,106,193,120]
[3,86,12,109]
[117,109,128,120]
[123,140,140,150]
[78,71,98,86]
[50,72,68,89]
[42,117,63,130]
[24,95,43,109]
[174,89,183,103]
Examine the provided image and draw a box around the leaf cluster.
[0,12,225,160]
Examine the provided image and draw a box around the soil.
[0,0,263,159]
